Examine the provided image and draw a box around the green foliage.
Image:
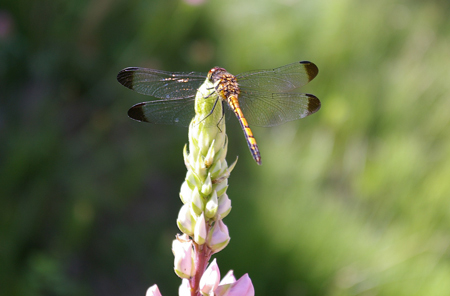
[1,0,450,295]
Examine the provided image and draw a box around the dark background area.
[2,0,450,295]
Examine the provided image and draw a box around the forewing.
[117,67,207,99]
[238,90,321,127]
[237,61,318,93]
[128,98,196,126]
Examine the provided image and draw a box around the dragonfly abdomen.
[227,95,262,165]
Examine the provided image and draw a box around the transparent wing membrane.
[117,67,206,99]
[238,90,320,127]
[127,98,196,126]
[237,61,318,93]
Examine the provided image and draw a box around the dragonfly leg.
[214,101,227,133]
[196,95,222,127]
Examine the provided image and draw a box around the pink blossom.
[219,270,236,285]
[199,258,221,294]
[178,279,190,296]
[145,284,162,296]
[206,219,230,253]
[200,260,254,296]
[172,235,195,279]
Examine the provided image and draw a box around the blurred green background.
[2,0,450,295]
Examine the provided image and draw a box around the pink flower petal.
[178,279,191,296]
[219,270,236,285]
[199,258,221,294]
[215,273,254,296]
[146,284,162,296]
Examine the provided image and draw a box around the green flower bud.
[172,235,195,279]
[217,193,232,220]
[204,139,216,168]
[205,191,218,219]
[177,204,195,236]
[194,213,207,245]
[190,187,204,216]
[179,181,192,204]
[201,174,213,196]
[215,181,228,197]
[206,219,230,254]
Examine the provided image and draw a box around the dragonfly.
[117,61,320,165]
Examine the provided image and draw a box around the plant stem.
[190,227,213,296]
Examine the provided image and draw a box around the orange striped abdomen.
[227,95,261,165]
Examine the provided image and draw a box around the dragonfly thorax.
[207,67,240,100]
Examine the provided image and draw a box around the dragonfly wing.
[128,97,196,126]
[117,67,207,99]
[237,61,318,93]
[238,90,321,127]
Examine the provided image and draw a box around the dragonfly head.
[207,67,228,83]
